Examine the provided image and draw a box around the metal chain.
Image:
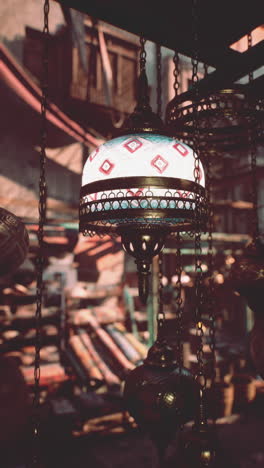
[247,32,259,245]
[247,33,253,84]
[156,43,162,117]
[173,51,180,98]
[175,232,183,368]
[139,35,147,73]
[157,252,165,333]
[192,0,206,391]
[207,147,216,389]
[32,0,49,465]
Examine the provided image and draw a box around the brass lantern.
[79,70,207,302]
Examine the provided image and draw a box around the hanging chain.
[247,32,259,245]
[173,51,180,98]
[203,62,208,77]
[157,253,166,334]
[247,33,253,84]
[175,232,183,368]
[207,146,216,388]
[32,0,49,464]
[192,0,206,392]
[139,34,147,73]
[156,43,162,117]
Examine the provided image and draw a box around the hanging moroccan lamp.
[124,333,199,459]
[123,257,199,464]
[79,39,207,303]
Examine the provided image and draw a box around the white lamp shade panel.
[82,133,204,191]
[80,133,205,229]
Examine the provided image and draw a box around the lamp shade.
[80,133,206,235]
[79,68,207,302]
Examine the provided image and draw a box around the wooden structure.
[57,0,264,99]
[23,17,139,136]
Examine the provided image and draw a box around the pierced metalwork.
[80,177,207,234]
[166,87,264,156]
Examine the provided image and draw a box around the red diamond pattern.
[123,139,143,153]
[151,155,168,174]
[99,159,114,175]
[173,143,189,157]
[90,148,99,162]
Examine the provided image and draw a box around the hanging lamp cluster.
[80,37,207,303]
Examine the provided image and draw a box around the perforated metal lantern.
[123,336,199,458]
[166,86,264,157]
[80,71,207,302]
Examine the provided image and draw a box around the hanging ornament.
[79,37,207,303]
[124,335,198,455]
[124,254,199,462]
[0,207,29,277]
[179,392,216,467]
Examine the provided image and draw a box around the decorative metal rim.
[80,176,205,198]
[79,198,208,236]
[79,176,207,236]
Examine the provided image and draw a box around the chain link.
[191,0,207,391]
[32,0,49,465]
[173,51,180,98]
[139,35,147,72]
[156,43,162,117]
[207,145,216,388]
[157,252,165,333]
[247,32,259,245]
[175,232,183,368]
